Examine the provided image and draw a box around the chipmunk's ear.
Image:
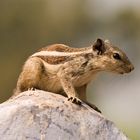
[92,38,106,55]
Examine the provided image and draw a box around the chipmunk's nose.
[128,64,134,72]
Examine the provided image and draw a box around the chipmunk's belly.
[73,71,97,87]
[39,74,62,93]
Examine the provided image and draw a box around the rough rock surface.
[0,90,128,140]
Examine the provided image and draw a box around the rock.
[0,90,129,140]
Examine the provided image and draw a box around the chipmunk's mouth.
[116,64,134,74]
[111,69,128,75]
[119,71,125,74]
[119,68,134,74]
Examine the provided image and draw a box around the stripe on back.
[32,44,93,64]
[37,55,72,64]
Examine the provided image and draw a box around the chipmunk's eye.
[113,53,121,60]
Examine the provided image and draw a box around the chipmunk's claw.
[28,87,36,91]
[68,97,81,105]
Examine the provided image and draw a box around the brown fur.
[37,55,71,64]
[13,39,134,112]
[39,44,91,52]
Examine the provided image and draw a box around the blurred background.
[0,0,139,139]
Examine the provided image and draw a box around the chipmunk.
[13,38,134,113]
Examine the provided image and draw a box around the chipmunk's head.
[92,38,134,74]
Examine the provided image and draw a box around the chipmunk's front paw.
[68,97,81,105]
[28,87,36,91]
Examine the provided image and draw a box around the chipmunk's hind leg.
[83,101,101,113]
[13,57,44,96]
